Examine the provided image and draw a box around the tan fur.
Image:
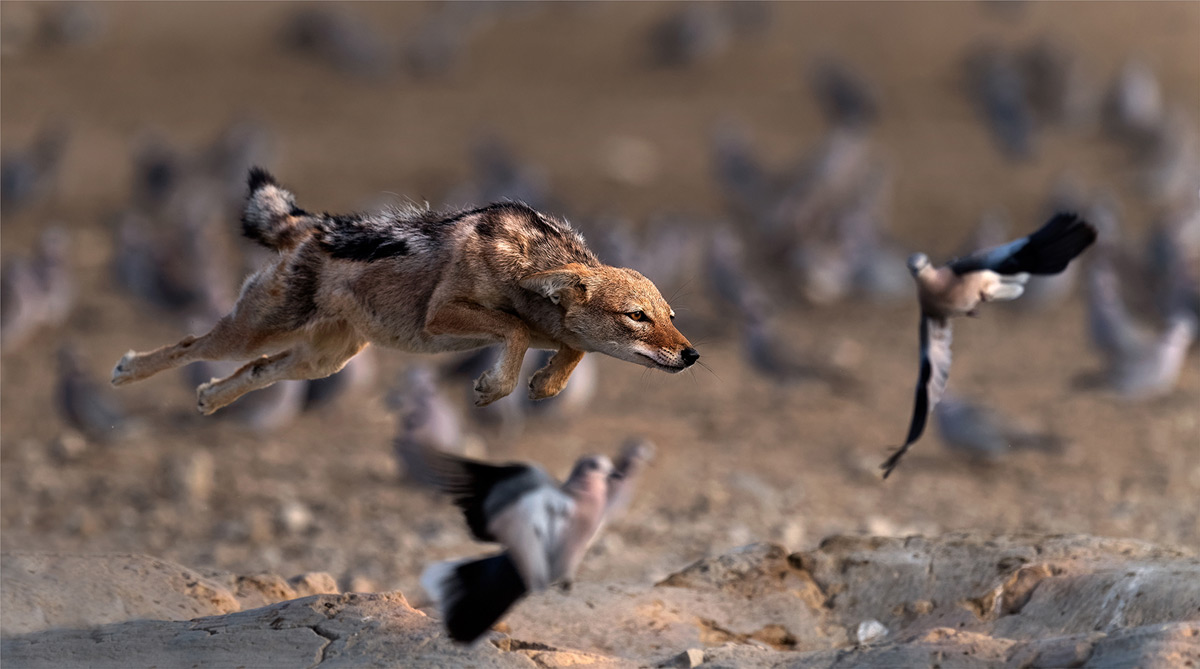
[112,172,697,413]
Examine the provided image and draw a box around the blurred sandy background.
[2,1,1198,598]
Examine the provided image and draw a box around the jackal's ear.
[520,263,593,305]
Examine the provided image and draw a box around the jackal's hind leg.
[195,337,366,415]
[111,308,299,387]
[529,346,584,401]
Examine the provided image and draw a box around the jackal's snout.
[681,347,700,367]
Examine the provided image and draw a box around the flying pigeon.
[419,443,647,642]
[882,212,1097,478]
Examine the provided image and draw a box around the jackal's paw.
[528,367,568,401]
[196,382,223,416]
[111,351,139,386]
[473,370,516,407]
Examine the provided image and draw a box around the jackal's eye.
[626,310,646,322]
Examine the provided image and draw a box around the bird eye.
[627,311,646,322]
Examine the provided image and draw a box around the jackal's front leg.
[425,302,531,407]
[529,346,584,401]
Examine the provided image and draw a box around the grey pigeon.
[281,6,395,79]
[1,123,68,213]
[0,227,73,352]
[56,346,127,443]
[443,136,552,211]
[965,43,1036,161]
[934,393,1064,463]
[1019,37,1096,129]
[391,365,468,480]
[647,3,731,68]
[710,121,777,227]
[418,449,618,643]
[740,310,858,395]
[303,346,376,411]
[1086,251,1197,400]
[1103,58,1163,141]
[883,212,1097,478]
[809,57,879,130]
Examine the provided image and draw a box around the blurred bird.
[281,6,395,79]
[647,3,731,68]
[1086,251,1197,401]
[934,393,1064,464]
[1148,205,1200,321]
[0,227,73,353]
[419,444,636,643]
[404,2,497,79]
[1,123,68,214]
[705,225,761,315]
[1019,36,1096,129]
[56,346,128,443]
[443,137,551,211]
[304,346,377,412]
[1133,108,1200,205]
[391,365,469,481]
[809,57,880,131]
[710,121,777,227]
[740,309,858,395]
[110,183,236,318]
[883,212,1097,478]
[605,437,656,517]
[965,44,1036,160]
[1103,58,1164,141]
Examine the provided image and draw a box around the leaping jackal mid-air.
[112,168,698,413]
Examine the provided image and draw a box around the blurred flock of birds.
[2,0,1199,639]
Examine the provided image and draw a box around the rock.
[854,619,887,645]
[1,592,557,669]
[3,534,1198,667]
[288,572,340,598]
[660,648,705,667]
[0,553,240,636]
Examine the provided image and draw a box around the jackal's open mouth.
[637,353,686,373]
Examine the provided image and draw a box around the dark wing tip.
[247,166,276,192]
[879,445,910,479]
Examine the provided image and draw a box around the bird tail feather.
[421,552,528,643]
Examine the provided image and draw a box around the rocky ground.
[5,534,1199,667]
[2,2,1199,667]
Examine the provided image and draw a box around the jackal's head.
[520,263,699,372]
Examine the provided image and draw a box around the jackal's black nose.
[681,347,700,367]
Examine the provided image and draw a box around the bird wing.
[407,443,550,543]
[605,439,656,516]
[881,313,953,478]
[949,212,1096,276]
[487,485,575,592]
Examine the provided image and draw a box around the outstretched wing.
[882,314,953,478]
[407,443,551,543]
[950,212,1097,276]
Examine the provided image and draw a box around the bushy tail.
[421,552,528,643]
[240,168,321,250]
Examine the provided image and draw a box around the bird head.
[906,252,930,276]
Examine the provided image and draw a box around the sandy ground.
[2,1,1198,601]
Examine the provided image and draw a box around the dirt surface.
[2,0,1199,615]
